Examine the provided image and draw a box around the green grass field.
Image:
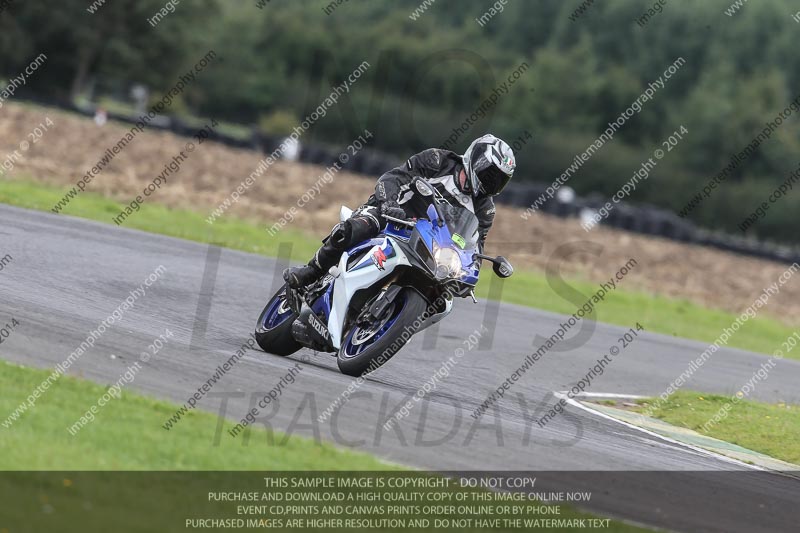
[0,360,649,532]
[3,178,790,532]
[0,360,389,470]
[2,178,794,357]
[634,391,800,465]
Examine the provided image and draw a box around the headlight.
[433,246,463,280]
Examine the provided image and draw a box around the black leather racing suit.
[308,148,496,274]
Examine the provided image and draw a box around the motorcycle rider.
[284,134,516,289]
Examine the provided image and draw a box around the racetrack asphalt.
[2,204,799,532]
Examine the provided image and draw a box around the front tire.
[255,285,302,356]
[337,287,427,376]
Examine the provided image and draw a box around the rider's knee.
[354,205,384,233]
[350,216,381,239]
[329,222,349,250]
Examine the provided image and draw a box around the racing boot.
[283,224,348,289]
[283,245,336,289]
[283,263,324,289]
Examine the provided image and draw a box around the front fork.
[356,273,401,323]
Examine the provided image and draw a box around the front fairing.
[412,204,480,285]
[316,203,478,350]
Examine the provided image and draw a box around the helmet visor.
[476,164,511,196]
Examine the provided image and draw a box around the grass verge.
[633,391,800,465]
[0,359,389,470]
[0,360,649,532]
[1,177,795,357]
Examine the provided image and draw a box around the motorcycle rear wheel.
[255,285,302,356]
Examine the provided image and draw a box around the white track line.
[567,392,649,400]
[553,391,768,473]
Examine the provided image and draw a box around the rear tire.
[255,285,302,356]
[337,288,427,376]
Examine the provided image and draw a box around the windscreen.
[439,203,480,250]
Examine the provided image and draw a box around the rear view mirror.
[493,256,514,278]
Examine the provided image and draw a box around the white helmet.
[462,133,516,196]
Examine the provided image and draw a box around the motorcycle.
[254,178,514,376]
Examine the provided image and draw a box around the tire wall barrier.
[26,97,799,266]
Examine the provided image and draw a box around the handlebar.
[384,215,417,227]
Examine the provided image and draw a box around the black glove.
[380,201,406,220]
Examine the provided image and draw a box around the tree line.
[1,0,798,242]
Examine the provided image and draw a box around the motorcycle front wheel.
[337,287,427,376]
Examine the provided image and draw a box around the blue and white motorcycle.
[255,178,514,376]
